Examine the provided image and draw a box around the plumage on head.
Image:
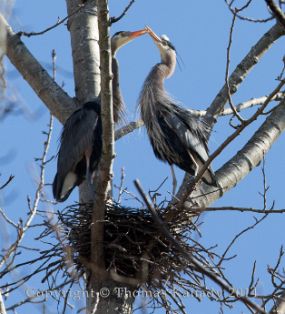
[146,27,177,78]
[111,29,147,55]
[160,34,176,51]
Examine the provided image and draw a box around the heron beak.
[145,26,162,43]
[129,29,148,39]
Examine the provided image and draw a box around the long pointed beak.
[129,29,148,38]
[145,26,161,43]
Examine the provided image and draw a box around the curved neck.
[139,63,171,120]
[145,63,170,92]
[111,57,124,123]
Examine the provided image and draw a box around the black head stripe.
[161,38,176,51]
[112,31,124,37]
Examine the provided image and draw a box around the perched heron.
[53,29,147,202]
[139,27,216,186]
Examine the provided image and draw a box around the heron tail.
[53,172,77,202]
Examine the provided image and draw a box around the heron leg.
[188,152,199,177]
[170,165,177,195]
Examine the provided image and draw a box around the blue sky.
[1,1,285,313]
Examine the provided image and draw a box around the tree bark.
[87,280,135,314]
[0,14,76,123]
[269,291,285,314]
[66,0,101,104]
[187,98,285,208]
[0,290,7,314]
[65,1,135,313]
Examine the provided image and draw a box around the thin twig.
[0,175,14,190]
[206,22,285,127]
[18,6,83,38]
[225,9,245,124]
[0,207,18,228]
[218,214,268,267]
[0,68,54,270]
[225,0,274,23]
[110,0,136,24]
[193,206,285,214]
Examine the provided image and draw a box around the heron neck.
[111,57,124,123]
[147,63,171,91]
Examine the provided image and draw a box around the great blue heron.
[53,29,147,202]
[139,27,216,186]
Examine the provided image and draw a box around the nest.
[58,203,188,282]
[39,201,217,311]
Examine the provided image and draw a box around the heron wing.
[57,103,100,179]
[163,107,209,162]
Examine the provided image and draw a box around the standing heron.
[139,27,216,186]
[53,29,147,202]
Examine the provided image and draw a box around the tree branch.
[18,5,83,38]
[0,290,7,314]
[134,180,266,314]
[114,94,285,142]
[205,22,285,127]
[91,0,113,271]
[115,119,144,140]
[86,1,116,313]
[174,79,285,209]
[189,96,285,208]
[265,0,285,28]
[192,206,285,214]
[109,0,136,25]
[269,291,285,314]
[66,0,101,103]
[0,14,75,123]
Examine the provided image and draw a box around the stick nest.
[50,201,202,278]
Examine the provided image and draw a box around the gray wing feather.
[163,108,209,162]
[57,108,98,178]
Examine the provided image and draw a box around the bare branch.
[0,290,7,314]
[175,79,285,208]
[110,0,136,24]
[186,93,285,118]
[225,8,245,123]
[225,0,274,23]
[0,207,17,228]
[220,92,285,116]
[0,14,76,123]
[189,96,285,208]
[0,175,14,190]
[269,291,285,314]
[192,206,285,214]
[134,179,266,314]
[88,3,113,311]
[266,0,285,28]
[0,110,53,269]
[18,5,84,37]
[205,22,285,127]
[115,119,144,140]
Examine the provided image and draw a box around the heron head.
[146,26,176,77]
[111,29,147,55]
